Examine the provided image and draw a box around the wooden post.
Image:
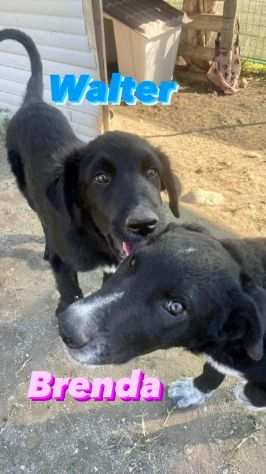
[91,0,110,132]
[177,0,238,81]
[221,0,237,51]
[181,0,218,68]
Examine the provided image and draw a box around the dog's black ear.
[240,274,265,361]
[63,150,81,219]
[46,176,64,212]
[46,150,81,219]
[155,148,181,218]
[225,279,265,361]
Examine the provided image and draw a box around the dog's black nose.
[58,310,88,349]
[126,208,159,236]
[61,333,83,350]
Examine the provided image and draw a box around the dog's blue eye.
[165,301,185,316]
[94,173,111,184]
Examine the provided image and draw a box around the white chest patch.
[103,265,117,275]
[207,356,244,380]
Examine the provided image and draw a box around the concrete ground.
[0,120,266,474]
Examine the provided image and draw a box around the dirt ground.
[114,78,266,238]
[1,77,266,474]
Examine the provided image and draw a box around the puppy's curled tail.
[0,28,43,104]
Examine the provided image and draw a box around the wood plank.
[63,103,99,117]
[0,0,100,135]
[91,0,108,84]
[223,0,237,18]
[0,27,89,52]
[175,68,209,83]
[71,110,99,126]
[0,64,48,87]
[0,79,100,118]
[0,52,97,77]
[72,123,99,138]
[0,66,100,119]
[76,133,96,143]
[221,0,237,50]
[0,42,97,69]
[0,103,17,115]
[0,13,86,35]
[0,89,99,121]
[0,104,99,141]
[179,44,214,61]
[82,0,97,49]
[0,89,69,106]
[184,14,224,32]
[103,0,183,39]
[0,1,83,18]
[0,91,29,107]
[91,0,109,132]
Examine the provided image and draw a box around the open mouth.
[121,241,134,258]
[120,239,146,261]
[106,235,137,262]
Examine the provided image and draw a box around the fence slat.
[221,0,237,50]
[184,14,224,32]
[179,44,214,61]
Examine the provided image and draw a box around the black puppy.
[0,29,180,313]
[59,223,266,410]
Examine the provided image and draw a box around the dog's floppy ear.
[239,274,265,361]
[63,150,81,219]
[224,278,265,361]
[155,148,181,218]
[46,150,81,219]
[46,176,64,212]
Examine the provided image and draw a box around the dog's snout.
[58,308,90,350]
[61,333,83,350]
[126,208,159,236]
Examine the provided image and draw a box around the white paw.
[168,378,213,409]
[234,384,266,412]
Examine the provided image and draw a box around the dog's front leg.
[234,381,266,411]
[102,265,117,286]
[50,254,83,315]
[168,363,225,409]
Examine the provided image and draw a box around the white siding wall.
[0,0,101,142]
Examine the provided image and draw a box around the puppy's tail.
[0,28,43,104]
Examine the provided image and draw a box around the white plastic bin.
[103,0,183,84]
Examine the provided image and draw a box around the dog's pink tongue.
[122,242,132,257]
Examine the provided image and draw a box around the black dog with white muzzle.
[59,223,266,411]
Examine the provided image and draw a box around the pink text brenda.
[27,370,164,403]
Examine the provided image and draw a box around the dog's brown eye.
[146,168,159,179]
[164,301,185,317]
[94,173,111,185]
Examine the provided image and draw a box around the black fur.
[7,150,27,195]
[59,224,266,409]
[1,29,180,313]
